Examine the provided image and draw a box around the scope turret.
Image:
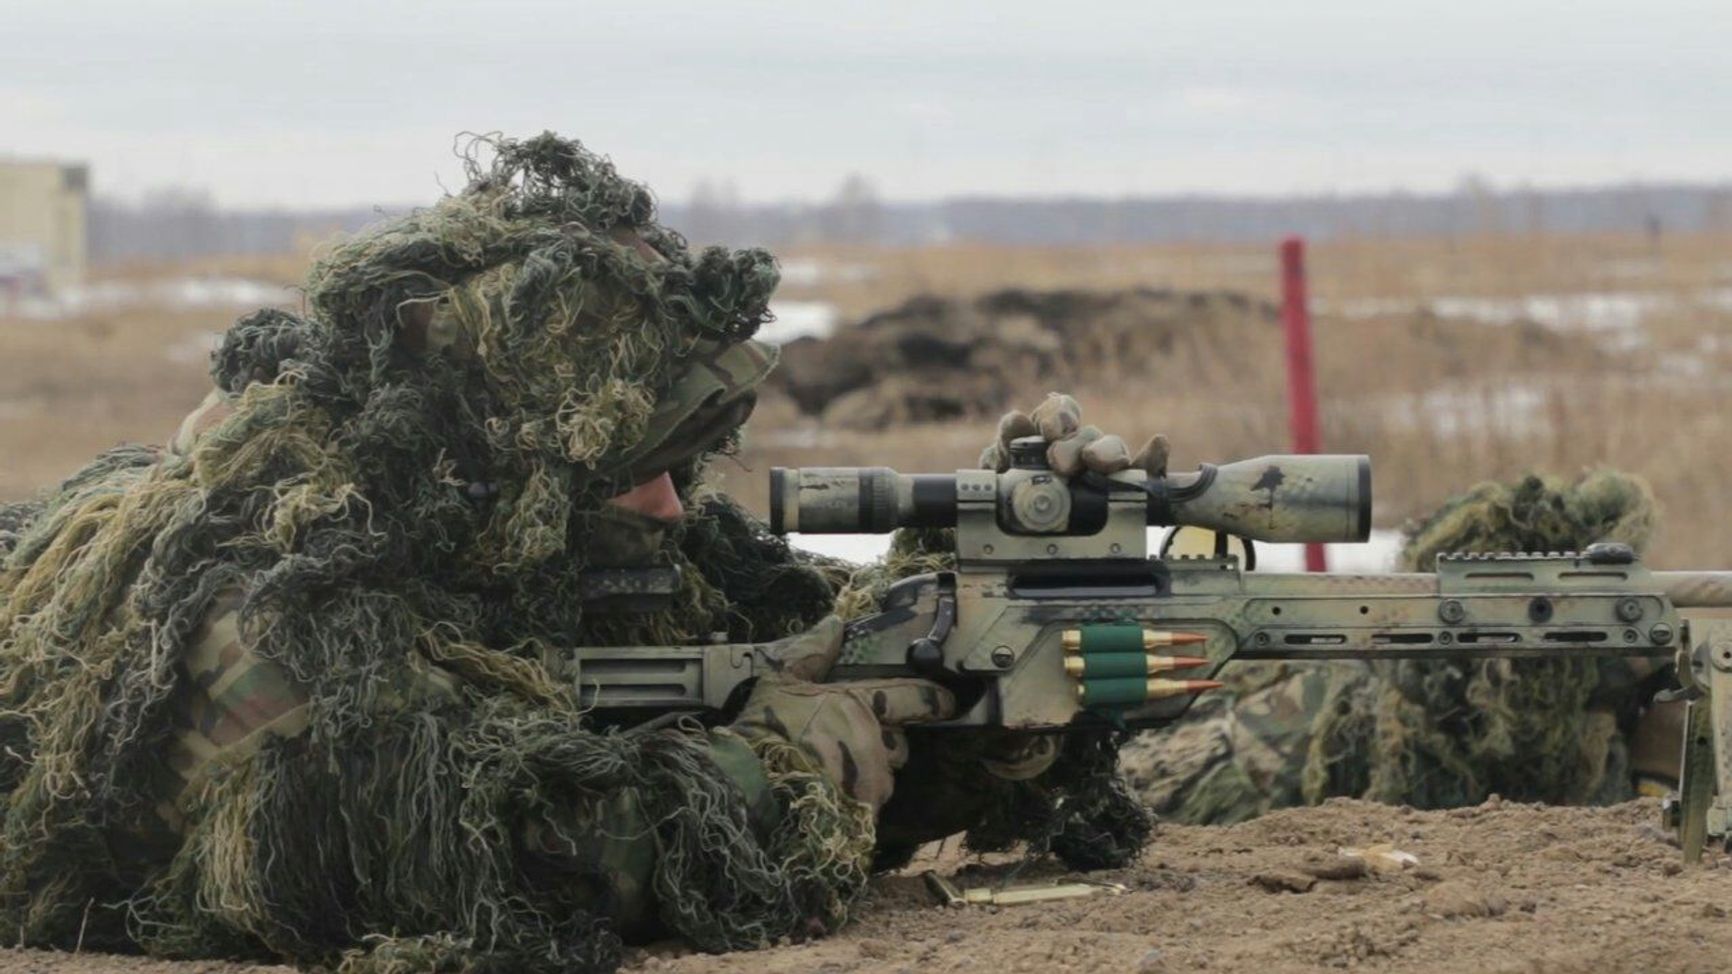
[769,453,1371,545]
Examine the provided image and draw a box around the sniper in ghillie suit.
[0,133,1727,974]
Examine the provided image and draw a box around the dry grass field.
[4,230,1730,565]
[771,232,1732,316]
[748,232,1732,567]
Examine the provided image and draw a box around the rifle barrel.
[1657,572,1732,608]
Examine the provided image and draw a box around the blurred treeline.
[90,178,1732,262]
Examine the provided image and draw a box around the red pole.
[1279,236,1327,572]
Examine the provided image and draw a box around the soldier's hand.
[732,616,956,812]
[979,392,1169,479]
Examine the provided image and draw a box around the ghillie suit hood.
[1300,469,1661,808]
[0,135,843,972]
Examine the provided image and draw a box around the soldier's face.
[607,472,684,523]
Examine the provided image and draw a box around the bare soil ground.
[2,797,1725,974]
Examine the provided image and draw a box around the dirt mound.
[771,288,1277,429]
[12,798,1724,974]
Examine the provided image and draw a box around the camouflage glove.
[733,616,956,812]
[980,392,1170,479]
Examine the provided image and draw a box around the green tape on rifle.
[1082,623,1143,654]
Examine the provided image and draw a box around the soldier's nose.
[609,472,684,523]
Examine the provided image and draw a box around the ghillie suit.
[0,135,868,973]
[1121,469,1667,824]
[0,498,45,558]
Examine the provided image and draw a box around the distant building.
[0,159,89,296]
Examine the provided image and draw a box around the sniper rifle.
[565,437,1732,860]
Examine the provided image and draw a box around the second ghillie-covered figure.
[1123,468,1674,824]
[0,135,952,973]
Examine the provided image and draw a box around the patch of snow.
[777,259,823,288]
[1657,352,1711,379]
[760,301,838,344]
[163,330,226,365]
[1428,293,1656,333]
[787,527,1403,574]
[1256,530,1401,574]
[777,258,876,288]
[1375,382,1553,438]
[1326,287,1732,346]
[752,426,836,449]
[0,277,293,320]
[788,533,895,565]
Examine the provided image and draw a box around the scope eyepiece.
[770,467,956,535]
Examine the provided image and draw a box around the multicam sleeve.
[1119,663,1375,825]
[163,592,314,815]
[163,591,461,818]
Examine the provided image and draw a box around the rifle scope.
[769,454,1371,544]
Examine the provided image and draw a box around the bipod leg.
[1678,697,1714,863]
[1675,619,1732,862]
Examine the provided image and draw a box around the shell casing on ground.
[1062,654,1210,679]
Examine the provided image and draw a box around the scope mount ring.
[1158,525,1257,571]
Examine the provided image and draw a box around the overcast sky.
[3,0,1728,209]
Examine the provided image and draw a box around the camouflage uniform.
[1120,663,1369,825]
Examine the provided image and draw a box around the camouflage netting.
[832,526,954,621]
[1302,469,1661,809]
[1395,470,1657,574]
[0,134,851,972]
[0,499,44,559]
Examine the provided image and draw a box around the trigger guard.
[979,733,1060,781]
